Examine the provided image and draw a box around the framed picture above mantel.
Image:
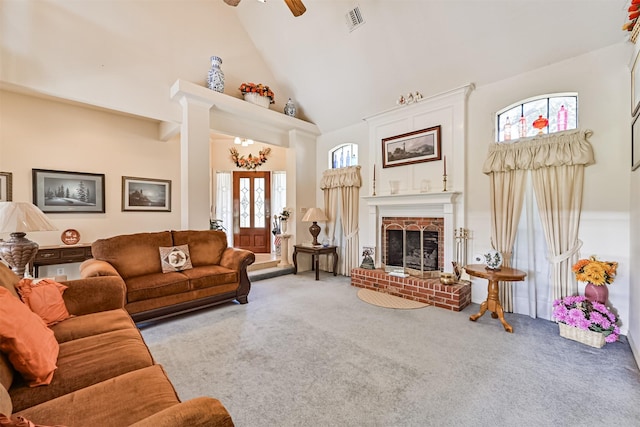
[32,169,105,213]
[382,125,441,168]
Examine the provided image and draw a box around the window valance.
[320,166,362,189]
[483,129,595,174]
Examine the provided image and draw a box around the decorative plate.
[61,229,81,245]
[483,250,503,270]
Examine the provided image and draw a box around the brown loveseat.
[0,263,234,426]
[80,230,255,322]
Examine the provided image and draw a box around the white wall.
[0,90,183,278]
[0,1,289,123]
[629,43,640,366]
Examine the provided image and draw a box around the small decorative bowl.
[440,272,456,285]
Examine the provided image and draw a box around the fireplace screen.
[383,222,441,278]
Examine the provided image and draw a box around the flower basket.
[558,322,605,348]
[243,92,271,108]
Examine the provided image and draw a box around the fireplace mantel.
[362,191,459,208]
[362,191,461,270]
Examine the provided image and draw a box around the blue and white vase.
[207,56,225,93]
[284,98,297,117]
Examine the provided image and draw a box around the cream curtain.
[487,169,527,312]
[320,166,362,276]
[483,129,595,310]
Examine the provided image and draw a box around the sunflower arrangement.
[238,82,275,104]
[572,256,618,286]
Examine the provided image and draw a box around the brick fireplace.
[355,191,470,310]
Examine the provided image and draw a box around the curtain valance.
[320,166,362,189]
[483,129,595,174]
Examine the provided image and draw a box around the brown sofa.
[0,262,234,426]
[80,230,255,322]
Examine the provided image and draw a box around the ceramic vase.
[584,282,608,304]
[280,220,287,234]
[284,98,297,117]
[207,56,225,93]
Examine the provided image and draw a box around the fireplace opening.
[382,217,444,277]
[387,230,438,270]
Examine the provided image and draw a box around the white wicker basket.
[243,92,271,108]
[558,323,605,348]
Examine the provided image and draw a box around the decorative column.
[278,234,292,267]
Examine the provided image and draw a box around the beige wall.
[0,90,183,277]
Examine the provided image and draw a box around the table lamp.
[0,202,57,277]
[301,207,328,246]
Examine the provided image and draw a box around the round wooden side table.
[465,264,526,333]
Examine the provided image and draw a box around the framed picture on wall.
[382,125,442,168]
[32,169,105,213]
[122,176,171,212]
[0,172,12,202]
[632,50,640,116]
[633,114,640,171]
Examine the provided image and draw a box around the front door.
[232,171,271,253]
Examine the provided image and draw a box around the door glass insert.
[254,177,265,228]
[240,177,250,228]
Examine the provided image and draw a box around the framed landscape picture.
[0,172,12,202]
[32,169,105,213]
[122,176,171,212]
[382,125,442,168]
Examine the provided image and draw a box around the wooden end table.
[465,264,526,333]
[293,245,338,281]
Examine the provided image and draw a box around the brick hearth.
[351,268,471,311]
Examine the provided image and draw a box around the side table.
[293,245,338,281]
[31,244,93,278]
[465,264,526,333]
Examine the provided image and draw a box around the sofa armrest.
[79,258,121,278]
[61,276,126,315]
[219,247,255,271]
[129,397,234,427]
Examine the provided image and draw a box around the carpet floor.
[140,272,640,427]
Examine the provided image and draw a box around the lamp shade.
[0,202,57,233]
[301,207,328,223]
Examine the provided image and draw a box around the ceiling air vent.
[345,6,365,32]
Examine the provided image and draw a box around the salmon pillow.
[0,287,59,387]
[15,279,70,326]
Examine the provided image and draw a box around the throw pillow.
[159,244,193,273]
[0,287,59,387]
[0,413,66,427]
[15,279,71,326]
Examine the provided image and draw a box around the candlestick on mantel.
[443,155,447,175]
[372,163,376,196]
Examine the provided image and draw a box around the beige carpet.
[356,288,429,309]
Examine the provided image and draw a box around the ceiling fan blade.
[223,0,241,6]
[284,0,306,17]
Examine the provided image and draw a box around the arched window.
[329,143,358,169]
[496,93,578,142]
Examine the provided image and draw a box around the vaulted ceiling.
[231,0,629,132]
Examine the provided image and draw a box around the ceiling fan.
[223,0,306,17]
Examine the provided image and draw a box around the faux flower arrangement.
[239,82,275,104]
[572,255,618,286]
[553,295,620,343]
[278,207,292,221]
[229,147,271,170]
